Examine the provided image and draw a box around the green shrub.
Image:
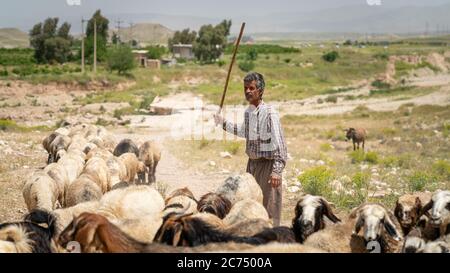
[381,156,398,167]
[0,119,19,131]
[238,61,255,72]
[349,150,365,164]
[139,95,155,110]
[246,48,258,61]
[432,160,450,180]
[322,51,339,62]
[0,48,35,66]
[349,150,378,164]
[106,45,136,74]
[325,95,338,103]
[225,44,300,55]
[198,139,212,149]
[284,58,291,64]
[397,154,414,169]
[224,141,241,155]
[113,106,135,119]
[443,122,450,138]
[364,151,379,164]
[320,143,333,152]
[371,80,391,89]
[298,166,334,196]
[95,118,112,126]
[373,52,389,60]
[146,45,167,60]
[0,68,8,76]
[217,60,226,67]
[408,171,437,192]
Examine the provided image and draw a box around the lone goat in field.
[345,128,367,151]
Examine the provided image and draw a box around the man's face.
[244,80,261,104]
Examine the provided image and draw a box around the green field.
[1,36,450,107]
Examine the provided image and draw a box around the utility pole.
[115,18,124,43]
[81,17,87,73]
[129,21,135,47]
[93,19,97,73]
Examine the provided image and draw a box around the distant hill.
[0,28,28,48]
[109,23,174,46]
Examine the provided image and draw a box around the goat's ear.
[294,201,303,219]
[420,200,434,218]
[414,197,422,215]
[320,198,341,223]
[349,205,363,219]
[73,219,99,251]
[172,224,183,247]
[353,215,363,235]
[394,201,402,219]
[383,213,402,241]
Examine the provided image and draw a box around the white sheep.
[67,134,88,152]
[223,199,269,226]
[54,126,70,136]
[118,153,146,184]
[110,215,163,243]
[49,134,71,162]
[96,185,165,220]
[52,201,100,235]
[422,190,450,237]
[57,151,85,184]
[304,203,403,253]
[85,147,113,161]
[138,141,162,184]
[105,156,127,189]
[83,157,111,193]
[44,163,69,206]
[22,171,61,211]
[216,173,263,206]
[65,173,103,207]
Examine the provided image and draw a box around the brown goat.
[345,128,367,151]
[394,192,433,236]
[57,212,178,253]
[138,141,162,184]
[154,212,295,247]
[165,187,197,204]
[197,193,232,219]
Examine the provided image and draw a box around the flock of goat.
[0,123,449,253]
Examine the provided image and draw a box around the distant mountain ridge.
[0,28,28,48]
[109,23,174,45]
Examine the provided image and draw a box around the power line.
[115,18,124,42]
[81,17,87,73]
[129,21,135,45]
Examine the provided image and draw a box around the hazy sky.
[1,0,450,32]
[2,0,450,19]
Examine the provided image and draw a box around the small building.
[132,50,149,67]
[172,44,194,60]
[161,58,177,67]
[147,59,161,69]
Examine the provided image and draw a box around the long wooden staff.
[218,22,246,114]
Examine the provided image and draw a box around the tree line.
[28,10,233,73]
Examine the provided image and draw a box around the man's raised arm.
[214,114,246,138]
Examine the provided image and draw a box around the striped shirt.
[222,101,288,176]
